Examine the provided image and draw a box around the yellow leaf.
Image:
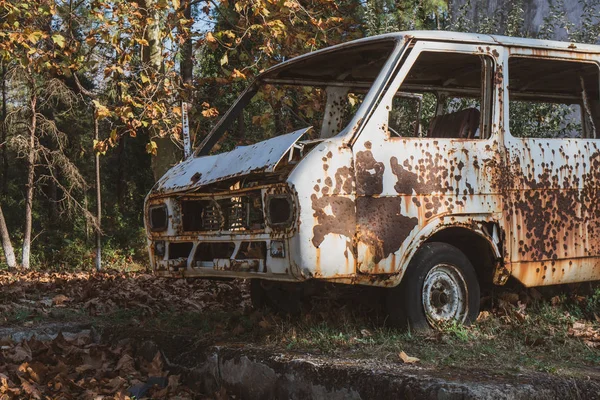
[173,0,180,8]
[141,74,149,83]
[231,69,246,80]
[146,140,158,155]
[348,93,359,107]
[205,32,216,43]
[92,100,110,119]
[220,53,228,66]
[28,31,43,44]
[201,108,219,118]
[93,139,108,155]
[51,33,65,48]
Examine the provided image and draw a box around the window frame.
[505,52,600,140]
[353,40,501,144]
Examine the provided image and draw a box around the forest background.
[0,0,598,270]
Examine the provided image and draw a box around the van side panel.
[504,136,600,286]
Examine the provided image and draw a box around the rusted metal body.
[145,31,600,289]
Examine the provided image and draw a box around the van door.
[351,41,504,274]
[503,51,600,286]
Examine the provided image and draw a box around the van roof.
[389,30,600,53]
[262,30,600,78]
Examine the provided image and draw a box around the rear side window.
[508,57,600,139]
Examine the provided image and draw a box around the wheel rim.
[422,263,468,324]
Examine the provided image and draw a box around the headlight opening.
[149,205,168,231]
[267,196,293,227]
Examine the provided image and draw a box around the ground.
[0,270,599,399]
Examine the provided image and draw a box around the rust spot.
[311,194,356,249]
[333,166,354,195]
[355,150,384,195]
[190,172,202,184]
[356,197,418,264]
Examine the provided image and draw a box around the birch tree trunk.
[0,63,15,269]
[0,204,16,268]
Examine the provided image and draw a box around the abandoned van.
[145,31,600,329]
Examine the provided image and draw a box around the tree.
[0,0,92,268]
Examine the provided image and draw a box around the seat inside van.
[427,108,480,139]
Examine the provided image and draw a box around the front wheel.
[386,242,480,331]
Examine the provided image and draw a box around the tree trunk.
[0,203,16,268]
[22,92,37,269]
[140,0,181,181]
[0,65,16,268]
[181,0,193,93]
[94,115,101,271]
[1,63,7,195]
[140,0,163,72]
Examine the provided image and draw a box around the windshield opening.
[196,40,399,156]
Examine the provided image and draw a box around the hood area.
[151,127,314,195]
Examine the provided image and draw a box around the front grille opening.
[236,242,267,260]
[218,193,264,231]
[194,242,236,262]
[181,200,221,231]
[268,197,292,224]
[150,205,168,231]
[169,242,193,259]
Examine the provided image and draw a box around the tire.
[386,242,480,331]
[250,279,303,315]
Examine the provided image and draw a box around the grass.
[130,293,599,378]
[2,275,599,380]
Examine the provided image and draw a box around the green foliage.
[509,101,582,138]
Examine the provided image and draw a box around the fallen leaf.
[147,351,164,377]
[551,295,562,306]
[52,294,70,306]
[9,342,32,362]
[399,351,420,364]
[360,329,372,338]
[116,353,137,376]
[477,311,491,321]
[75,364,95,374]
[573,321,586,330]
[20,379,41,399]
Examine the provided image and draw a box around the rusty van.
[145,31,600,329]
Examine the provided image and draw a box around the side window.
[508,57,600,139]
[388,51,494,139]
[389,92,437,137]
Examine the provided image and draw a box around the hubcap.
[422,264,468,324]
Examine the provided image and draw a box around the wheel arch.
[394,215,506,287]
